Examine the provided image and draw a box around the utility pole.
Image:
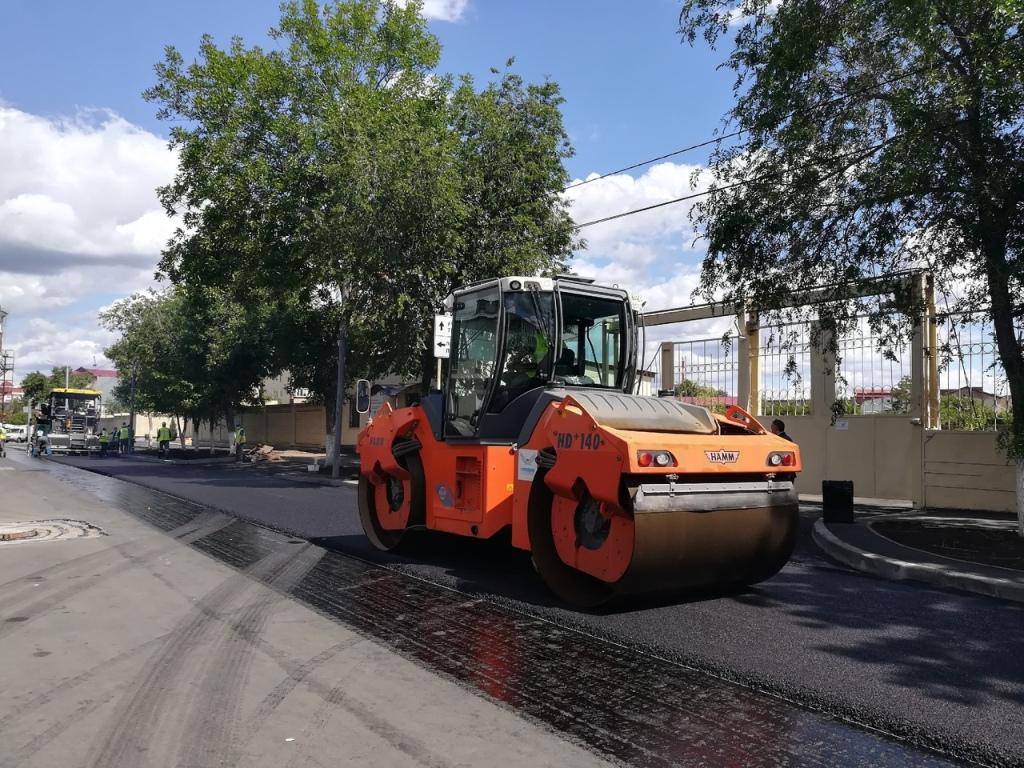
[331,285,349,479]
[128,361,138,454]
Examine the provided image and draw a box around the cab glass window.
[489,291,556,413]
[557,293,625,388]
[446,287,500,435]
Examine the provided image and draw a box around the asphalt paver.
[41,450,1024,766]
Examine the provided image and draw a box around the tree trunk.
[981,233,1024,535]
[1018,461,1024,537]
[174,414,185,450]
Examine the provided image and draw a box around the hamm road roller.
[357,276,801,607]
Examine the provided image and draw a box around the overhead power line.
[574,136,896,230]
[563,132,744,191]
[564,67,929,194]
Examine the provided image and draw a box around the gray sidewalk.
[813,510,1024,603]
[0,451,609,768]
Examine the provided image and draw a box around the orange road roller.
[357,276,801,607]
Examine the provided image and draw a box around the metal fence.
[834,317,913,416]
[667,336,738,412]
[758,322,812,416]
[936,312,1013,431]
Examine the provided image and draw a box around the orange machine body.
[358,397,800,565]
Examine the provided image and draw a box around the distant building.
[73,367,120,415]
[854,387,893,414]
[940,386,1010,412]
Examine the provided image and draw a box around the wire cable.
[574,135,897,229]
[563,66,930,193]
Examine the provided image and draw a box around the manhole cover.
[0,520,105,545]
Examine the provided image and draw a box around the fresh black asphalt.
[41,451,1024,766]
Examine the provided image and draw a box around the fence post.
[748,311,760,415]
[812,321,836,418]
[291,399,298,450]
[909,273,925,422]
[736,310,759,415]
[925,274,940,429]
[660,341,675,393]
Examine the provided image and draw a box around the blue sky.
[0,0,740,377]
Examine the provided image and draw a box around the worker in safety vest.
[119,422,130,455]
[98,428,110,456]
[157,422,171,459]
[0,425,6,458]
[234,424,246,462]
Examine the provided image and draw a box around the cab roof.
[48,388,102,397]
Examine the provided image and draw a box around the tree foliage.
[674,378,727,397]
[19,371,48,404]
[100,288,278,430]
[3,397,28,425]
[941,394,1010,430]
[145,0,576,406]
[679,0,1024,454]
[19,368,93,403]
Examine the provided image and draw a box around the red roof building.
[74,367,119,378]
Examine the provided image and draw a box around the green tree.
[675,379,727,398]
[887,375,913,414]
[145,0,574,427]
[679,1,1024,530]
[939,394,1008,431]
[5,397,28,425]
[101,288,278,447]
[19,371,48,404]
[48,366,94,391]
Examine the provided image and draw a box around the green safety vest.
[99,432,110,444]
[119,427,129,439]
[236,428,246,445]
[0,428,6,441]
[157,427,171,441]
[533,332,550,364]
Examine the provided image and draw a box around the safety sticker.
[517,448,538,481]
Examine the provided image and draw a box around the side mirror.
[355,379,371,414]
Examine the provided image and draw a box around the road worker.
[0,424,6,458]
[157,422,171,459]
[119,422,130,454]
[98,428,110,457]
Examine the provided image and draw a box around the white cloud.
[9,315,119,374]
[566,161,713,311]
[395,0,469,22]
[728,0,782,26]
[564,161,741,385]
[0,105,174,377]
[0,106,177,271]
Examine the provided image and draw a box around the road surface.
[11,448,1024,765]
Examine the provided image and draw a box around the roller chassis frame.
[358,393,801,607]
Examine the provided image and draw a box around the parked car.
[3,425,28,442]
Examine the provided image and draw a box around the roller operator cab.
[357,276,801,607]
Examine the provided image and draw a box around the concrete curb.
[812,518,1024,604]
[118,453,237,466]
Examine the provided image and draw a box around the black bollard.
[822,480,854,523]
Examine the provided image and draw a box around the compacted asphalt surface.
[36,450,1024,766]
